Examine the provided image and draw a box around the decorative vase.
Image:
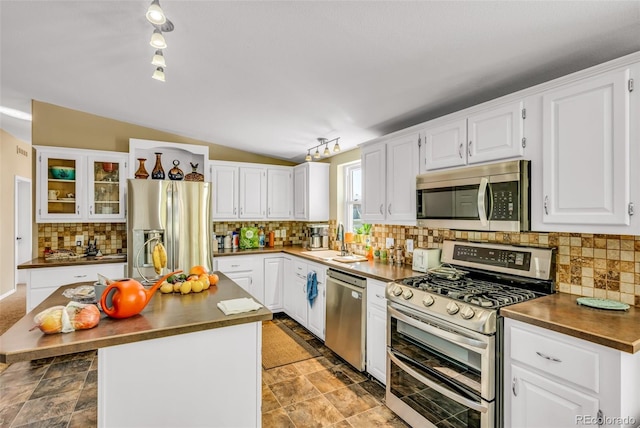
[184,162,204,182]
[168,159,184,181]
[151,153,165,180]
[134,158,149,179]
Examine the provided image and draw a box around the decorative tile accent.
[38,223,126,256]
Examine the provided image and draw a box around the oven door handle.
[388,305,488,350]
[388,350,489,414]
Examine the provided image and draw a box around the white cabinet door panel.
[211,165,238,219]
[239,167,266,219]
[468,101,524,164]
[263,257,284,310]
[361,144,386,222]
[542,68,630,226]
[424,118,467,170]
[293,165,308,219]
[386,135,418,222]
[267,168,292,219]
[511,365,599,428]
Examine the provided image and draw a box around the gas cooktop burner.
[401,275,539,309]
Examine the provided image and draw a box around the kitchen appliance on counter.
[127,179,213,283]
[306,224,329,250]
[325,268,367,371]
[416,159,530,232]
[412,247,441,272]
[386,240,554,428]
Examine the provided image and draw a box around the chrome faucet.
[336,223,347,256]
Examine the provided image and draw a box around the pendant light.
[323,143,330,156]
[305,150,312,162]
[150,29,167,49]
[333,138,341,153]
[146,0,166,25]
[304,137,341,161]
[314,147,321,159]
[151,50,166,67]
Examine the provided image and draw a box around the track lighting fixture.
[304,137,341,161]
[146,0,166,25]
[152,67,166,82]
[151,50,166,67]
[150,29,167,49]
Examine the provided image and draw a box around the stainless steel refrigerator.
[127,179,213,283]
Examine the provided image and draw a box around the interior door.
[15,177,32,285]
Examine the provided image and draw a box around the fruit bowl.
[50,166,76,180]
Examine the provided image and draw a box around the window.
[344,161,362,233]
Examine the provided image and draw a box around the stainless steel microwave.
[416,160,530,231]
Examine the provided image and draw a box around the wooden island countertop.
[0,272,272,364]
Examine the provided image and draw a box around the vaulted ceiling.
[1,1,639,162]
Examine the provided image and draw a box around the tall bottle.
[258,227,265,248]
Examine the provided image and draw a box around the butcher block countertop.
[0,273,272,364]
[501,293,640,354]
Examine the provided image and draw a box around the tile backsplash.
[38,221,640,307]
[328,221,640,307]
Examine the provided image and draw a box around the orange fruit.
[189,265,207,276]
[208,273,219,286]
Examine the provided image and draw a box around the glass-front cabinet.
[39,151,84,221]
[35,146,127,223]
[87,154,126,220]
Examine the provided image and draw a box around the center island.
[0,273,273,428]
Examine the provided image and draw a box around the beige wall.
[32,101,294,165]
[328,148,361,220]
[0,130,33,297]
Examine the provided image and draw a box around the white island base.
[98,321,262,428]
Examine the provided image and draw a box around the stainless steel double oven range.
[385,240,555,428]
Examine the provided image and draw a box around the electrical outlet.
[386,237,395,248]
[275,230,281,238]
[280,229,286,238]
[75,235,84,247]
[406,239,414,253]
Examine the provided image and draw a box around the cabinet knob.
[388,204,392,215]
[512,377,518,396]
[468,141,472,157]
[379,204,384,215]
[458,143,463,158]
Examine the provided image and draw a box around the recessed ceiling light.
[0,106,32,121]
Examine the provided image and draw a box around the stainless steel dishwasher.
[325,268,367,371]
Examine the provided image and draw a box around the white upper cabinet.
[210,163,238,219]
[239,166,267,219]
[267,168,292,219]
[293,162,329,221]
[361,142,388,222]
[423,100,525,171]
[362,133,419,224]
[538,66,636,233]
[210,160,293,221]
[35,146,127,223]
[467,101,525,164]
[423,118,467,171]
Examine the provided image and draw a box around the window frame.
[343,161,362,233]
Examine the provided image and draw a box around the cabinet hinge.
[629,78,634,92]
[629,202,634,216]
[521,137,527,148]
[521,108,526,119]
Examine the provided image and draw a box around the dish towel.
[217,298,263,315]
[307,271,318,306]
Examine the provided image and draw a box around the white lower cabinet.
[216,256,263,303]
[366,279,387,384]
[504,318,640,428]
[283,256,326,340]
[263,257,284,311]
[26,263,126,312]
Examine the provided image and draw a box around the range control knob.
[459,306,476,320]
[446,301,460,315]
[402,289,413,300]
[391,285,403,296]
[422,295,435,307]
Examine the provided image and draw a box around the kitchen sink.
[300,250,367,263]
[300,250,341,260]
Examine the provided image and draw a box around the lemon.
[173,282,182,293]
[192,280,204,293]
[160,281,173,294]
[180,281,192,295]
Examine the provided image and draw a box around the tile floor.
[0,313,409,427]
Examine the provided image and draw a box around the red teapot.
[100,271,181,319]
